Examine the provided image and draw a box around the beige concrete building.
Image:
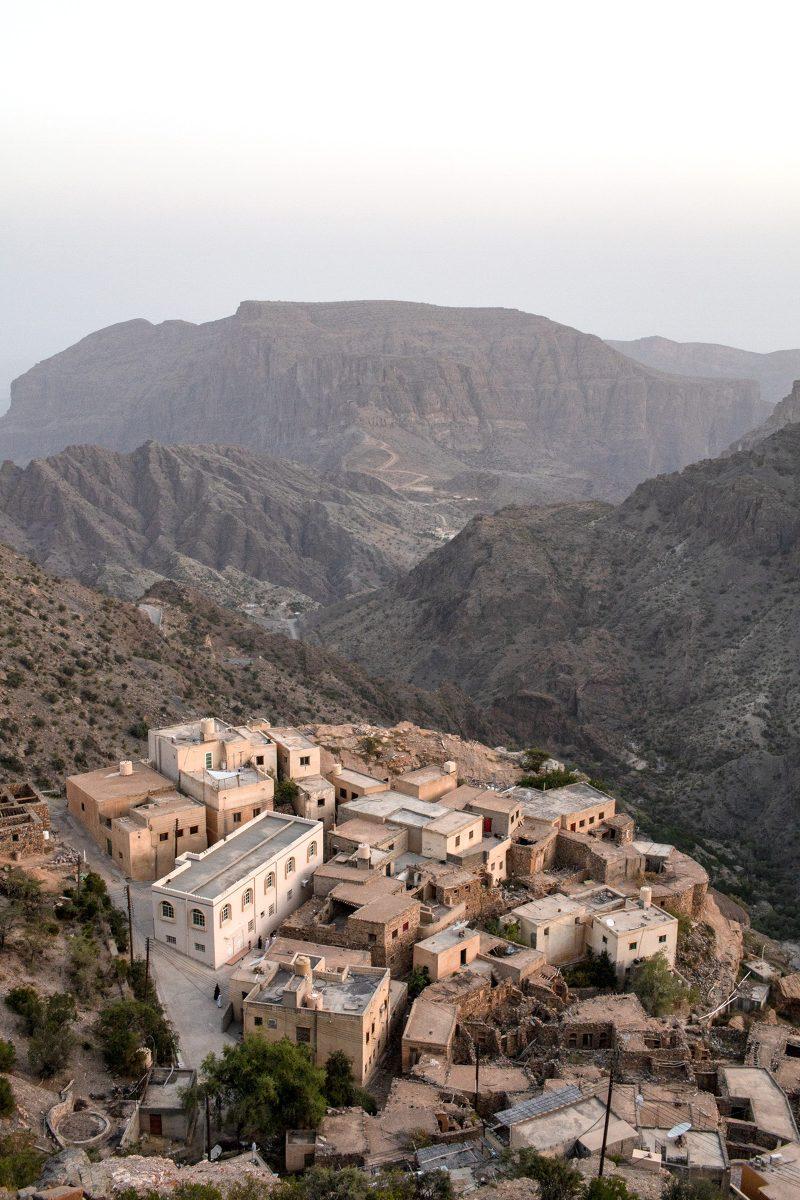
[327,765,388,804]
[179,765,274,844]
[269,727,321,781]
[420,809,483,862]
[152,810,323,968]
[504,781,615,833]
[242,952,391,1084]
[393,762,458,804]
[148,718,278,782]
[228,938,372,1022]
[68,759,173,842]
[413,926,481,982]
[293,775,336,829]
[337,792,451,854]
[329,819,408,860]
[109,791,207,880]
[586,898,679,982]
[459,787,523,838]
[507,885,626,965]
[401,997,457,1071]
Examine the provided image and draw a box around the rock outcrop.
[0,301,764,500]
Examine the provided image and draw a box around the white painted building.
[152,810,323,969]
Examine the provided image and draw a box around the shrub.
[274,780,299,807]
[631,952,691,1017]
[0,1133,44,1188]
[407,965,431,999]
[96,998,177,1075]
[0,1041,15,1072]
[0,1078,15,1118]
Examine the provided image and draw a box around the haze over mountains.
[312,421,800,935]
[0,301,770,502]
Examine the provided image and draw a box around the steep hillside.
[0,441,470,607]
[0,541,497,792]
[729,380,800,452]
[0,301,763,501]
[312,424,800,935]
[609,334,800,407]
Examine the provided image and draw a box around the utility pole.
[205,1092,212,1160]
[474,1043,480,1113]
[144,937,151,995]
[126,885,134,969]
[174,817,179,863]
[597,1058,615,1178]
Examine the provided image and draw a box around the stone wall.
[0,809,46,857]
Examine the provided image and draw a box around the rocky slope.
[729,380,800,452]
[0,441,472,607]
[0,301,764,501]
[312,423,800,936]
[609,334,800,408]
[0,541,497,791]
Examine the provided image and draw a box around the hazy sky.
[2,0,799,399]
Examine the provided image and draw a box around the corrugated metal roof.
[493,1084,582,1127]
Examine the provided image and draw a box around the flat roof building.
[504,781,615,832]
[393,762,458,804]
[327,765,389,805]
[152,810,322,969]
[413,926,481,982]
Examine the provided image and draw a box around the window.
[255,755,264,766]
[205,751,213,769]
[365,1031,370,1043]
[602,935,608,944]
[579,819,586,828]
[599,811,605,820]
[402,921,409,932]
[265,872,275,890]
[455,835,461,847]
[368,933,377,944]
[287,889,293,900]
[233,812,242,824]
[588,816,594,825]
[300,755,311,767]
[189,825,199,835]
[339,787,347,799]
[253,807,261,817]
[570,823,576,832]
[268,903,275,916]
[296,1027,311,1043]
[191,909,206,928]
[317,797,325,807]
[543,927,550,936]
[391,928,398,940]
[267,1018,278,1029]
[460,948,467,966]
[285,858,295,878]
[81,802,85,811]
[658,934,667,943]
[254,1016,263,1026]
[161,901,175,920]
[468,829,474,839]
[106,839,112,855]
[629,942,637,951]
[220,904,232,924]
[307,842,317,861]
[194,942,205,953]
[575,917,581,925]
[176,828,184,837]
[248,919,255,931]
[242,888,253,908]
[166,935,177,945]
[159,832,169,842]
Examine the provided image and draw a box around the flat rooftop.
[416,926,479,954]
[512,893,584,922]
[269,726,317,751]
[632,839,674,858]
[595,905,676,934]
[153,718,271,746]
[425,810,481,836]
[349,893,419,924]
[719,1066,799,1142]
[564,992,650,1028]
[253,965,384,1014]
[68,760,173,802]
[331,820,401,847]
[144,1066,196,1110]
[396,765,453,785]
[158,812,317,901]
[403,997,457,1046]
[339,792,450,822]
[131,792,204,818]
[640,1128,727,1171]
[505,781,613,820]
[334,767,387,789]
[185,766,266,789]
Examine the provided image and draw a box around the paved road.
[50,796,237,1069]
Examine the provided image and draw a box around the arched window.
[160,900,175,920]
[285,857,295,878]
[219,903,232,925]
[242,888,253,909]
[307,842,317,862]
[191,909,205,928]
[264,872,275,891]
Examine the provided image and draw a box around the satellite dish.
[667,1122,692,1140]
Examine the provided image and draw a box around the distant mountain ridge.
[0,441,473,607]
[609,334,800,407]
[311,421,800,936]
[0,300,768,501]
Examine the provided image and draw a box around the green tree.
[274,780,300,807]
[95,998,177,1075]
[407,965,431,1000]
[631,952,691,1016]
[0,1078,15,1118]
[0,1040,15,1071]
[5,986,43,1035]
[0,1134,42,1188]
[0,871,43,918]
[510,1149,584,1200]
[586,1178,642,1200]
[200,1038,326,1145]
[323,1050,356,1107]
[660,1178,723,1200]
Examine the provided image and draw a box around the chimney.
[330,763,342,777]
[355,843,371,870]
[639,885,652,909]
[200,718,215,743]
[443,760,457,776]
[119,760,133,777]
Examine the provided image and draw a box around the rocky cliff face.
[312,423,800,936]
[729,380,800,452]
[0,301,764,500]
[609,334,800,408]
[0,441,473,605]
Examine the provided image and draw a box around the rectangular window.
[106,839,112,855]
[254,1016,263,1026]
[588,816,594,824]
[391,928,398,940]
[599,811,605,820]
[629,942,637,951]
[339,787,347,799]
[602,935,608,944]
[233,812,241,824]
[296,1027,311,1043]
[176,828,184,837]
[194,942,205,952]
[159,832,169,842]
[268,903,275,916]
[468,829,474,839]
[287,889,293,899]
[317,797,325,807]
[543,927,550,936]
[579,819,586,828]
[455,835,461,847]
[402,921,409,932]
[300,755,311,767]
[205,751,213,769]
[190,825,199,835]
[658,934,667,943]
[248,919,255,931]
[255,755,264,766]
[368,933,377,944]
[570,823,576,832]
[166,935,177,945]
[253,807,261,817]
[81,802,85,811]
